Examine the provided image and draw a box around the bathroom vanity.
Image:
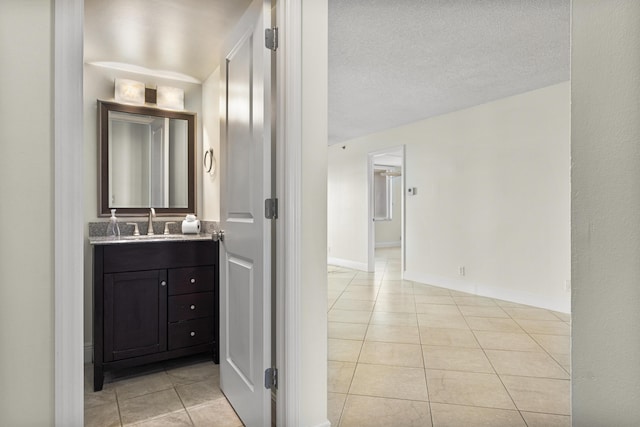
[91,237,219,391]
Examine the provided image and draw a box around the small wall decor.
[204,147,217,176]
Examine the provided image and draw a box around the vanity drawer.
[168,292,214,322]
[168,266,215,295]
[102,241,216,273]
[168,318,214,350]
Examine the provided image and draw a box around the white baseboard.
[312,421,331,427]
[375,241,401,248]
[327,257,368,272]
[403,271,570,313]
[84,343,93,364]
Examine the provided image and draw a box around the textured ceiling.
[85,1,570,145]
[329,0,570,144]
[84,0,252,82]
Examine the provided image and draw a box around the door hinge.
[265,367,278,389]
[265,198,278,220]
[265,27,278,51]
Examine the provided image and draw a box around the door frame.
[53,0,85,424]
[275,0,302,424]
[53,0,306,425]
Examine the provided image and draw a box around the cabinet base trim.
[93,345,217,391]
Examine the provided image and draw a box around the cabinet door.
[104,270,167,361]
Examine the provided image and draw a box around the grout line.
[341,391,430,403]
[332,392,348,427]
[414,283,435,427]
[339,267,371,424]
[171,369,196,427]
[472,304,573,422]
[114,384,124,427]
[509,317,572,377]
[503,312,571,376]
[337,253,389,424]
[460,306,527,424]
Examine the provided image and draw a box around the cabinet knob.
[190,278,196,284]
[190,304,196,310]
[160,281,167,287]
[190,331,196,337]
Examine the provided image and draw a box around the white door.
[219,0,273,425]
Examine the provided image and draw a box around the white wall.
[0,1,54,424]
[572,0,640,422]
[201,67,221,221]
[328,82,571,312]
[327,148,369,270]
[82,65,204,358]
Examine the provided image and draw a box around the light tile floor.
[328,247,571,427]
[84,355,244,427]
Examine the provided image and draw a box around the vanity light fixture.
[114,78,145,105]
[156,85,185,110]
[380,169,402,177]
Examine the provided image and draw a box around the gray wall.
[572,0,640,423]
[0,1,54,424]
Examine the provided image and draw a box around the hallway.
[328,248,570,426]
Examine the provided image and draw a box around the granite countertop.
[88,219,219,245]
[89,233,214,245]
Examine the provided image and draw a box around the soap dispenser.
[106,209,120,239]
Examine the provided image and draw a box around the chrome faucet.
[147,208,156,235]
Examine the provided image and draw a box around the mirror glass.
[99,101,196,216]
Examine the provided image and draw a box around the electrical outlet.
[459,266,465,276]
[565,279,571,292]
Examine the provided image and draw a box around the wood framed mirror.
[98,100,196,216]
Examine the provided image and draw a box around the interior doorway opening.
[368,146,405,274]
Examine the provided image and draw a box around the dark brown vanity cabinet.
[93,240,219,391]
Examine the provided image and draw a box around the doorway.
[55,0,317,425]
[368,146,405,274]
[81,0,272,425]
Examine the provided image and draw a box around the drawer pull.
[160,280,167,287]
[190,278,196,284]
[190,331,196,337]
[190,304,196,310]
